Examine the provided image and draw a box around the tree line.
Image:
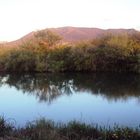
[0,30,140,73]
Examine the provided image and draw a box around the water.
[0,73,140,127]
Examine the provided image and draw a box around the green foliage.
[0,33,140,73]
[71,43,96,71]
[4,49,36,72]
[47,45,73,72]
[46,34,140,73]
[34,45,48,72]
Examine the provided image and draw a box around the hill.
[6,27,139,46]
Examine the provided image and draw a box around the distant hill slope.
[50,27,138,42]
[6,27,139,46]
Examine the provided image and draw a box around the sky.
[0,0,140,41]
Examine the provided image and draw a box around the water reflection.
[1,73,140,103]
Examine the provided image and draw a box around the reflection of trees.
[0,74,74,103]
[72,73,140,102]
[0,73,140,103]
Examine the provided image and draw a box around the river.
[0,73,140,127]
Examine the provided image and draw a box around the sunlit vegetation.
[0,30,140,72]
[0,117,140,140]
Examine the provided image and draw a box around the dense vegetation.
[0,30,140,73]
[0,117,140,140]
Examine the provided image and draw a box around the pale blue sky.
[0,0,140,41]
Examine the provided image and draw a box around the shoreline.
[0,117,140,140]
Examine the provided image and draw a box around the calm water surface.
[0,73,140,127]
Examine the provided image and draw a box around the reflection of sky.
[0,84,140,127]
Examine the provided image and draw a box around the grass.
[0,117,140,140]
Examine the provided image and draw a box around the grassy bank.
[0,117,140,140]
[0,30,140,73]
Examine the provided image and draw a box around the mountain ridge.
[5,27,139,46]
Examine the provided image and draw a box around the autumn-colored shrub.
[0,32,140,73]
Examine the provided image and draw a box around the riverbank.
[0,31,140,73]
[0,117,140,140]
